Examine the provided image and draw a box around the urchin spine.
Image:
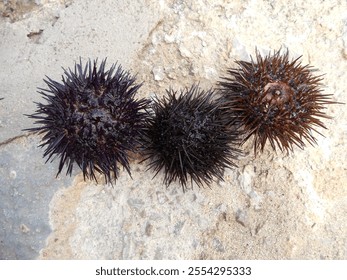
[142,85,241,190]
[26,59,148,184]
[219,49,337,153]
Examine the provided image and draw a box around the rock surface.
[0,0,346,259]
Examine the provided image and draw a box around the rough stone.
[0,135,74,259]
[0,0,346,260]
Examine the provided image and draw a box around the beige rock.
[1,0,345,260]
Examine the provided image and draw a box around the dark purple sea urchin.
[26,59,148,184]
[142,85,241,191]
[219,49,336,153]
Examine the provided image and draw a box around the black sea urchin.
[26,59,148,184]
[142,85,241,191]
[219,49,336,153]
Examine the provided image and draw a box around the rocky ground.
[0,0,346,259]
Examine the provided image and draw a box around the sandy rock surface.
[0,0,346,259]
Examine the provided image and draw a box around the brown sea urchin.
[219,49,336,153]
[142,85,241,191]
[26,59,148,184]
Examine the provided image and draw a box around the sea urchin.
[26,59,148,184]
[142,85,241,191]
[219,49,336,153]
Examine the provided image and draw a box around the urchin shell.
[219,49,336,153]
[142,85,241,191]
[26,59,148,184]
